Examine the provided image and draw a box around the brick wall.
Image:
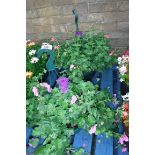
[26,0,129,51]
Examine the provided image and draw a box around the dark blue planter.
[26,127,32,145]
[73,129,93,153]
[26,127,45,154]
[94,133,113,155]
[26,66,128,154]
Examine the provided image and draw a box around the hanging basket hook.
[72,9,79,32]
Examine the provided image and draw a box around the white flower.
[101,122,104,125]
[122,93,129,101]
[26,40,30,43]
[117,57,122,62]
[29,49,36,56]
[120,78,124,82]
[70,95,78,104]
[43,69,47,73]
[30,57,39,63]
[41,42,52,50]
[70,64,76,70]
[119,65,127,75]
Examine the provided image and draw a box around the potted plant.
[26,30,122,154]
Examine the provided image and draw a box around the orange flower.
[26,71,33,78]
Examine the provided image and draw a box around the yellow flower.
[26,71,33,78]
[27,42,35,47]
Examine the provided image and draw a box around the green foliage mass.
[55,32,117,81]
[26,31,120,155]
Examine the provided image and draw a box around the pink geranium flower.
[32,87,39,96]
[122,147,127,152]
[50,37,55,42]
[124,50,129,56]
[123,111,128,117]
[70,95,78,104]
[118,133,129,145]
[89,124,97,134]
[119,65,127,75]
[122,134,129,142]
[40,82,52,93]
[118,137,124,145]
[54,45,60,50]
[104,34,110,38]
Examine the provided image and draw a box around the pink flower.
[118,133,129,145]
[47,87,52,93]
[124,50,129,56]
[122,134,129,142]
[122,55,129,62]
[89,124,97,134]
[122,147,127,152]
[119,65,127,75]
[50,37,55,42]
[40,82,52,93]
[104,34,110,38]
[123,111,128,117]
[70,95,78,104]
[54,45,60,50]
[32,87,39,96]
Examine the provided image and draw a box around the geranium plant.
[121,93,129,131]
[27,77,118,154]
[54,31,118,82]
[117,50,129,85]
[26,32,121,154]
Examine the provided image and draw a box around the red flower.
[122,103,129,112]
[124,50,129,56]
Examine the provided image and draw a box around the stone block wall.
[26,0,129,51]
